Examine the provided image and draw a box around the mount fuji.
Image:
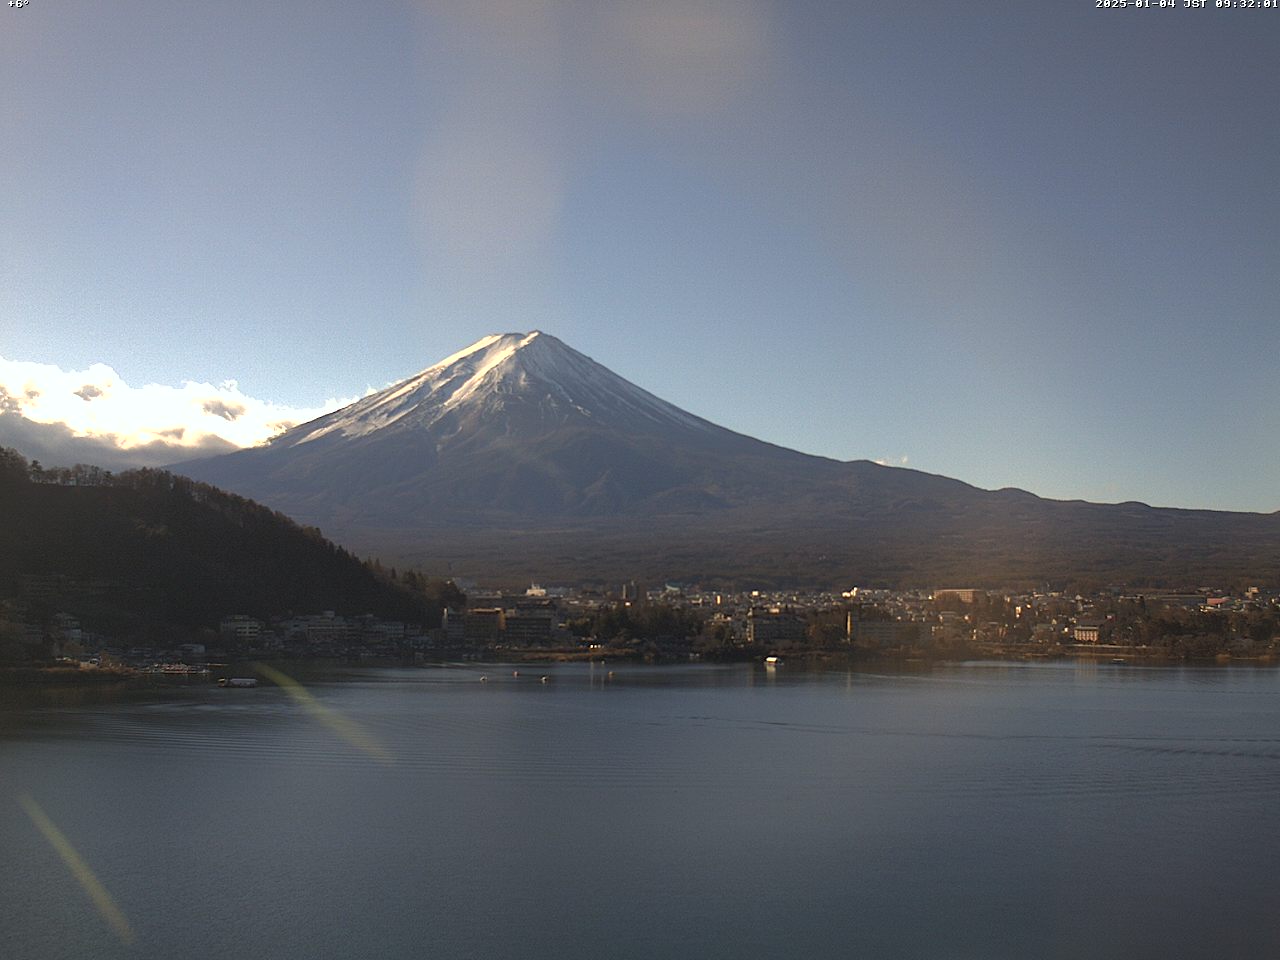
[181,330,866,519]
[177,332,1279,586]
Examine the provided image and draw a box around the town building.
[747,607,807,646]
[220,615,262,645]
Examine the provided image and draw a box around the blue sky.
[2,1,1277,510]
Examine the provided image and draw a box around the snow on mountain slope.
[280,331,724,449]
[177,329,847,522]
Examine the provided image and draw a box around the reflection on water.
[3,661,1279,959]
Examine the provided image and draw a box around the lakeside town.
[5,451,1279,681]
[5,575,1280,681]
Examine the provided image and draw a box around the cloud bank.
[0,356,354,469]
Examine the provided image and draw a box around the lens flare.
[253,663,394,766]
[18,793,136,945]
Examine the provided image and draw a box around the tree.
[0,447,29,486]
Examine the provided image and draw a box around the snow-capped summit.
[278,331,717,450]
[181,329,818,524]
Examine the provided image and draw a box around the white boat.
[764,656,781,667]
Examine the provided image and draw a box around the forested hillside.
[0,448,459,643]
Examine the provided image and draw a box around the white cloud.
[875,455,910,467]
[0,356,354,454]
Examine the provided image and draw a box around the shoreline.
[4,644,1276,687]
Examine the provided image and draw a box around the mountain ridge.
[175,332,1280,587]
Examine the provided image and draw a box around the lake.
[3,660,1279,959]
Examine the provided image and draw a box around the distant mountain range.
[176,332,1279,588]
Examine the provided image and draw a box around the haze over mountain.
[0,408,236,473]
[178,333,1280,588]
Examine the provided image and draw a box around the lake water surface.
[4,660,1279,959]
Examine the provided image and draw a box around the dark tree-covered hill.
[0,449,458,641]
